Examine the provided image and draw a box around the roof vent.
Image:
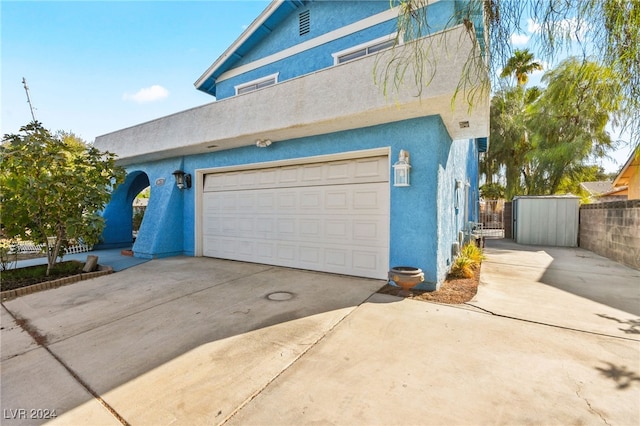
[299,10,310,36]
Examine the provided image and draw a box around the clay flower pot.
[388,266,424,296]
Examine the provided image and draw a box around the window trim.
[234,72,280,95]
[332,33,399,65]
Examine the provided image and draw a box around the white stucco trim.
[194,147,390,257]
[95,25,489,165]
[214,6,401,84]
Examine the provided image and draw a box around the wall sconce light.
[256,139,272,148]
[172,170,192,190]
[392,149,411,187]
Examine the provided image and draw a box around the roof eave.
[613,149,639,187]
[194,0,286,95]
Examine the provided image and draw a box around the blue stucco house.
[94,0,489,288]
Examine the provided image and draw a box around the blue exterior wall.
[434,137,479,285]
[101,116,478,284]
[236,1,392,64]
[98,171,149,249]
[98,1,483,284]
[215,0,458,99]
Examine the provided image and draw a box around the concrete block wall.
[579,200,640,270]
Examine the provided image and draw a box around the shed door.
[202,156,389,279]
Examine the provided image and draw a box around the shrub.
[450,243,485,278]
[461,242,485,266]
[451,255,475,278]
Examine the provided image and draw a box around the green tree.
[0,122,126,275]
[480,182,505,199]
[486,57,621,198]
[488,84,541,199]
[557,164,611,202]
[526,58,622,194]
[500,49,543,86]
[386,0,639,148]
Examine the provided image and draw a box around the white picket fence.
[7,240,93,255]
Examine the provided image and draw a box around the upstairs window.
[235,73,279,95]
[333,34,397,65]
[299,10,310,36]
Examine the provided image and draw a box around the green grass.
[1,261,84,292]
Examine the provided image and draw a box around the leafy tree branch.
[1,122,126,275]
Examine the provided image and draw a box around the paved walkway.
[12,248,150,272]
[1,240,638,425]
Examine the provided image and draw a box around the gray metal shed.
[513,195,580,247]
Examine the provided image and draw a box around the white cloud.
[527,17,589,41]
[510,33,530,46]
[527,18,541,34]
[122,85,169,103]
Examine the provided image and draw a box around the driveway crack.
[576,385,611,425]
[2,303,130,426]
[463,302,639,342]
[218,295,366,426]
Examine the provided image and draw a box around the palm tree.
[500,49,543,86]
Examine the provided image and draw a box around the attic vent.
[299,10,310,36]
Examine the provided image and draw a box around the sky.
[1,0,270,141]
[1,0,633,174]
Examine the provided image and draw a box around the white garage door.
[202,155,389,279]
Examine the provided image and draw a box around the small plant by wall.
[450,243,484,278]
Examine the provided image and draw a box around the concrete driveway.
[1,241,639,425]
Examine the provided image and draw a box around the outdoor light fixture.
[255,138,272,148]
[392,149,411,187]
[172,170,192,190]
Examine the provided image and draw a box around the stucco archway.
[97,171,150,249]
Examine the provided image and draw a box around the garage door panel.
[239,171,258,187]
[277,192,297,209]
[355,157,386,178]
[237,241,254,256]
[353,189,382,209]
[257,193,275,210]
[325,249,348,268]
[300,191,322,209]
[202,156,389,279]
[325,220,348,239]
[259,169,278,186]
[276,244,296,261]
[277,218,296,237]
[256,218,274,235]
[238,217,254,234]
[327,162,350,180]
[325,191,349,210]
[353,250,379,271]
[353,220,382,241]
[299,219,321,239]
[299,246,321,265]
[220,193,237,210]
[280,167,298,184]
[237,194,255,210]
[257,242,275,259]
[301,165,323,183]
[203,156,388,192]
